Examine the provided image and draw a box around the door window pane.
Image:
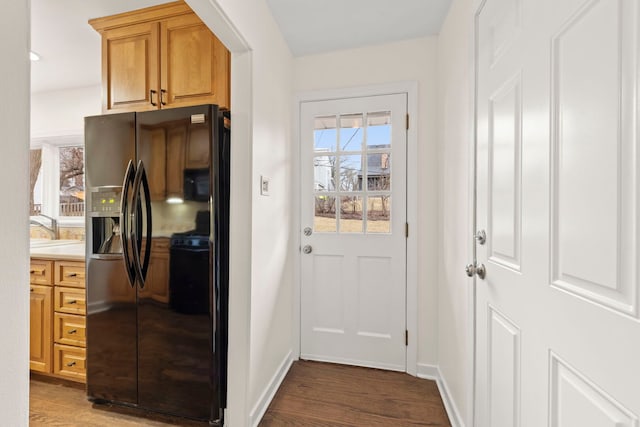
[59,146,85,217]
[367,195,391,233]
[367,111,391,149]
[339,155,362,191]
[314,195,337,232]
[367,152,391,191]
[340,196,363,233]
[311,110,394,235]
[340,114,363,151]
[314,155,336,191]
[314,116,337,152]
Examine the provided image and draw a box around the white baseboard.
[416,363,465,427]
[416,363,440,380]
[435,367,465,427]
[249,350,294,427]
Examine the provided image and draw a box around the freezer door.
[85,258,137,404]
[85,113,138,405]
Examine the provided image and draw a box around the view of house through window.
[313,111,392,234]
[29,145,85,217]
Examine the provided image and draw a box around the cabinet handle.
[30,270,44,275]
[66,273,78,277]
[68,329,77,334]
[30,288,34,293]
[68,299,77,305]
[160,89,167,106]
[66,361,76,367]
[150,89,157,106]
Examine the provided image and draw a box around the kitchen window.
[30,136,85,224]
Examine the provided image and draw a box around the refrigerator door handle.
[131,160,153,288]
[120,160,137,288]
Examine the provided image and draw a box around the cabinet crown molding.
[89,1,192,32]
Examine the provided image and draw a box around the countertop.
[30,240,85,261]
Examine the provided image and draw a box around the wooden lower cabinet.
[140,238,170,304]
[53,344,86,382]
[30,258,86,383]
[29,284,52,373]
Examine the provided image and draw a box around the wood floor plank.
[259,361,451,427]
[30,360,451,426]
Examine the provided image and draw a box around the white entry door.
[475,0,640,426]
[299,94,407,371]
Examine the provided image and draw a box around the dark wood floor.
[260,361,451,426]
[30,361,450,426]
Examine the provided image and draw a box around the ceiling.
[31,0,452,94]
[31,0,166,93]
[266,0,453,56]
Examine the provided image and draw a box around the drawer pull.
[68,300,77,305]
[30,270,44,275]
[66,361,76,367]
[67,329,77,334]
[30,288,34,292]
[66,273,78,278]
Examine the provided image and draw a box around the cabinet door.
[30,284,52,373]
[138,127,167,201]
[166,124,186,199]
[160,14,230,109]
[143,239,170,304]
[102,21,160,113]
[149,251,170,304]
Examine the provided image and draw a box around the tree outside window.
[29,144,85,218]
[59,146,84,216]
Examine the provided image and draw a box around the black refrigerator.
[84,104,230,425]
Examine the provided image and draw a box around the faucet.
[30,214,59,240]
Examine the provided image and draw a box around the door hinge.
[405,330,408,346]
[406,113,410,130]
[405,222,409,238]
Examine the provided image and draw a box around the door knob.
[303,227,312,236]
[303,245,312,254]
[465,263,486,279]
[475,230,486,245]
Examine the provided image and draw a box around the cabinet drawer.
[30,260,52,285]
[55,261,86,288]
[54,313,86,347]
[53,344,86,382]
[54,287,86,315]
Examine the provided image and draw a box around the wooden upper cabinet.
[100,22,159,113]
[161,14,229,109]
[89,1,230,114]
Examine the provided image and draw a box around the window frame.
[30,134,84,227]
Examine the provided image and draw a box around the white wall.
[31,85,101,137]
[436,0,474,425]
[0,2,30,425]
[293,37,440,368]
[188,1,295,425]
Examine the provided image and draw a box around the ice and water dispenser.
[90,186,123,255]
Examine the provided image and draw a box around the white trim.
[249,350,294,427]
[30,132,82,147]
[416,362,440,380]
[437,367,466,427]
[415,364,466,427]
[184,2,254,427]
[293,81,420,376]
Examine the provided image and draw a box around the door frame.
[293,82,419,375]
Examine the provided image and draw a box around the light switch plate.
[260,175,270,196]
